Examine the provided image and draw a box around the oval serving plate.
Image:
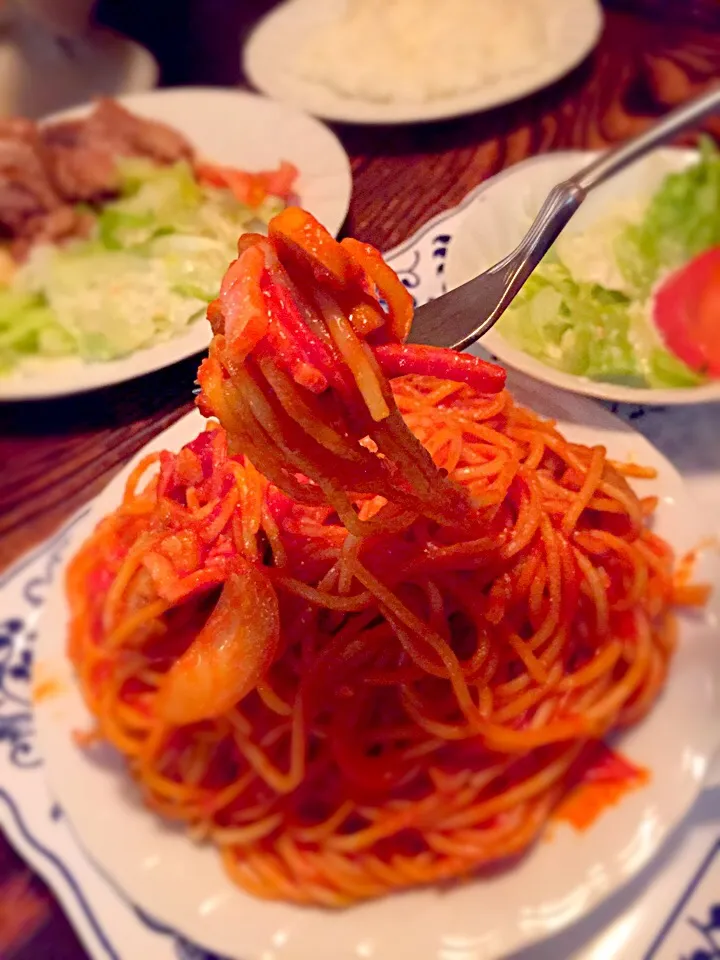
[445,148,720,406]
[34,376,720,960]
[0,87,352,401]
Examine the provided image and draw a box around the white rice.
[295,0,546,104]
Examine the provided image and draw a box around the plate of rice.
[244,0,603,125]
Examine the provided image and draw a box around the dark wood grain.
[1,6,720,955]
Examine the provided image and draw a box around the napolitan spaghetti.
[67,209,707,907]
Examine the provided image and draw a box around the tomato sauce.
[554,743,649,832]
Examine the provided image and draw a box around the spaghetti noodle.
[67,209,704,907]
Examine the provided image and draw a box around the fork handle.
[572,83,720,193]
[499,84,720,335]
[413,84,720,352]
[526,82,720,250]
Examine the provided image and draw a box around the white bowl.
[0,21,158,118]
[445,149,720,406]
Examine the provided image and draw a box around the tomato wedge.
[258,160,298,200]
[653,246,720,377]
[194,159,298,207]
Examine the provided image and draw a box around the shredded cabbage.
[98,159,284,255]
[498,145,718,389]
[0,289,74,373]
[616,137,720,297]
[2,158,286,374]
[19,245,207,360]
[500,260,643,383]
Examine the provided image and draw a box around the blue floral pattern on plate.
[0,616,38,769]
[0,513,226,959]
[643,842,720,960]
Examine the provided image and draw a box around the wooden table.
[1,3,720,956]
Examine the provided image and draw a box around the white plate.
[445,148,720,406]
[0,87,352,401]
[34,381,720,960]
[243,0,603,125]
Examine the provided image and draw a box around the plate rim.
[243,0,604,125]
[33,389,720,960]
[0,86,352,402]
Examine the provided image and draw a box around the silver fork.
[408,85,720,351]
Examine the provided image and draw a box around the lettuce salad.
[0,159,285,374]
[499,138,720,388]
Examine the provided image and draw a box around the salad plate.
[446,148,720,405]
[33,384,720,960]
[0,87,352,401]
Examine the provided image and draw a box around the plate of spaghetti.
[34,210,719,960]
